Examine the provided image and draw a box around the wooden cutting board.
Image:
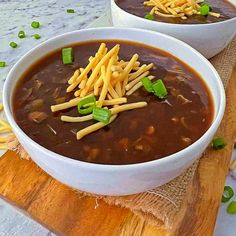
[0,66,235,236]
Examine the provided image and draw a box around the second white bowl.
[111,0,236,59]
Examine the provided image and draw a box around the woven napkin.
[7,37,236,230]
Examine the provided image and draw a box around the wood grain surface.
[0,66,235,236]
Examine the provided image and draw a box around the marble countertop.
[0,0,106,84]
[0,0,236,235]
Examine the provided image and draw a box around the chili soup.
[12,40,214,165]
[116,0,236,24]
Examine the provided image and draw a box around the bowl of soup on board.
[3,28,225,196]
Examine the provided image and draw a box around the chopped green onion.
[62,48,74,65]
[77,96,96,115]
[18,31,26,39]
[141,77,153,93]
[67,9,75,13]
[0,62,6,68]
[31,21,40,28]
[9,42,18,48]
[212,137,227,150]
[199,4,210,16]
[227,201,236,214]
[152,80,168,99]
[222,186,234,203]
[93,107,111,124]
[144,14,155,20]
[33,34,41,39]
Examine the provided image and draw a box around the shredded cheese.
[76,115,117,140]
[0,103,12,149]
[144,0,220,19]
[61,102,147,123]
[51,43,155,140]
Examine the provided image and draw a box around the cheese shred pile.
[0,103,12,150]
[144,0,221,19]
[51,43,155,140]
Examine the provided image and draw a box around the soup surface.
[116,0,236,24]
[13,40,214,165]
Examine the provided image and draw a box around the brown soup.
[116,0,236,24]
[13,40,214,165]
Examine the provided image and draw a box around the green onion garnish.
[144,14,155,20]
[31,21,40,28]
[222,186,234,203]
[152,80,168,99]
[227,201,236,214]
[93,107,111,124]
[141,77,153,92]
[141,78,168,99]
[0,62,6,68]
[212,137,227,150]
[199,4,210,16]
[9,42,18,48]
[77,96,96,115]
[18,31,26,39]
[62,48,74,65]
[33,34,41,39]
[67,9,75,13]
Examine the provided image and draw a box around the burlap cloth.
[7,37,236,230]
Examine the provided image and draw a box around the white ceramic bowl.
[111,0,236,59]
[3,27,225,196]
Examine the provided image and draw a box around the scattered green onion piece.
[141,77,153,93]
[62,48,74,65]
[199,4,210,16]
[18,31,26,39]
[227,201,236,214]
[67,9,75,13]
[31,21,40,28]
[33,34,41,39]
[9,42,18,48]
[222,186,234,203]
[212,137,227,150]
[77,96,96,115]
[0,62,6,68]
[93,107,111,124]
[144,14,155,21]
[152,79,168,99]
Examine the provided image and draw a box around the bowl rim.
[3,27,226,171]
[111,0,236,27]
